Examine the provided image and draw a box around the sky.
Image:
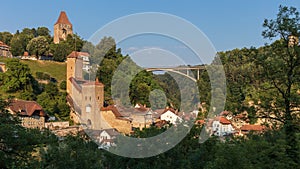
[1,0,300,66]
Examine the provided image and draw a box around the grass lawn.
[0,57,66,82]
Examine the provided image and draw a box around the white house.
[212,116,235,136]
[98,128,119,149]
[160,108,182,125]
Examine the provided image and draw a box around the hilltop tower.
[54,11,73,44]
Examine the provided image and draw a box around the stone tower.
[54,11,73,44]
[66,51,83,95]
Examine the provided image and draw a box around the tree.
[2,59,32,92]
[258,5,300,163]
[0,32,13,45]
[36,27,51,37]
[50,42,71,62]
[26,36,50,58]
[37,27,52,43]
[10,33,33,56]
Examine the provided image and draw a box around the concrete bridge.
[145,65,205,82]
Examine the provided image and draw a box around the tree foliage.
[26,36,50,57]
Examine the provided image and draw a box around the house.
[87,128,119,149]
[8,99,47,129]
[159,108,182,125]
[212,116,235,136]
[0,41,12,58]
[240,125,265,135]
[67,51,90,71]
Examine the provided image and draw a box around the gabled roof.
[55,11,72,26]
[101,128,119,137]
[101,105,123,118]
[0,41,10,48]
[214,116,231,125]
[67,51,90,58]
[9,99,46,117]
[162,108,176,114]
[240,125,265,131]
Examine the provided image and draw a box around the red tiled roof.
[220,111,230,116]
[23,52,29,56]
[214,116,231,124]
[162,108,176,114]
[220,117,231,124]
[82,79,104,86]
[155,120,168,128]
[101,105,123,118]
[9,99,46,117]
[0,41,10,48]
[55,11,72,26]
[240,125,265,131]
[67,51,89,58]
[195,120,205,125]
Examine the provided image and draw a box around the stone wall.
[21,117,45,129]
[101,110,132,134]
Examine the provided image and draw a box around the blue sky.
[1,0,300,65]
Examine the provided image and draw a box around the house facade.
[160,108,182,125]
[0,41,12,57]
[212,116,235,136]
[8,99,47,129]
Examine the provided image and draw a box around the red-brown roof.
[82,79,104,86]
[162,108,176,114]
[55,11,72,26]
[195,120,205,125]
[101,105,123,118]
[0,41,10,48]
[67,51,89,58]
[240,125,265,131]
[214,116,231,124]
[9,99,46,117]
[220,117,231,124]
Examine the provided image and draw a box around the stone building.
[66,51,108,130]
[0,41,12,57]
[8,99,47,129]
[54,11,73,44]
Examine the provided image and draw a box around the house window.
[86,104,91,113]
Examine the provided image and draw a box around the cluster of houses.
[4,97,267,150]
[206,111,266,137]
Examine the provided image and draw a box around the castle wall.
[101,110,132,134]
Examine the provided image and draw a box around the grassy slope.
[0,57,66,82]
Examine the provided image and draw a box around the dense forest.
[0,5,299,169]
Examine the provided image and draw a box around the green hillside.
[0,57,66,82]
